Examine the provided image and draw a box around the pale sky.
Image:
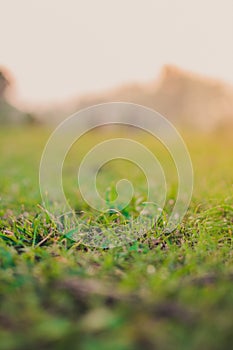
[0,0,233,107]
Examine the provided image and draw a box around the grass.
[0,125,232,350]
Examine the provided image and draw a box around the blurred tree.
[0,69,10,98]
[0,67,36,125]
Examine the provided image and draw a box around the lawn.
[0,126,232,350]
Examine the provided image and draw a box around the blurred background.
[0,0,233,132]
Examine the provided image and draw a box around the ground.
[0,126,232,350]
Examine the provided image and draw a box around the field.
[0,126,232,350]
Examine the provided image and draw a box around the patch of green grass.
[0,126,232,350]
